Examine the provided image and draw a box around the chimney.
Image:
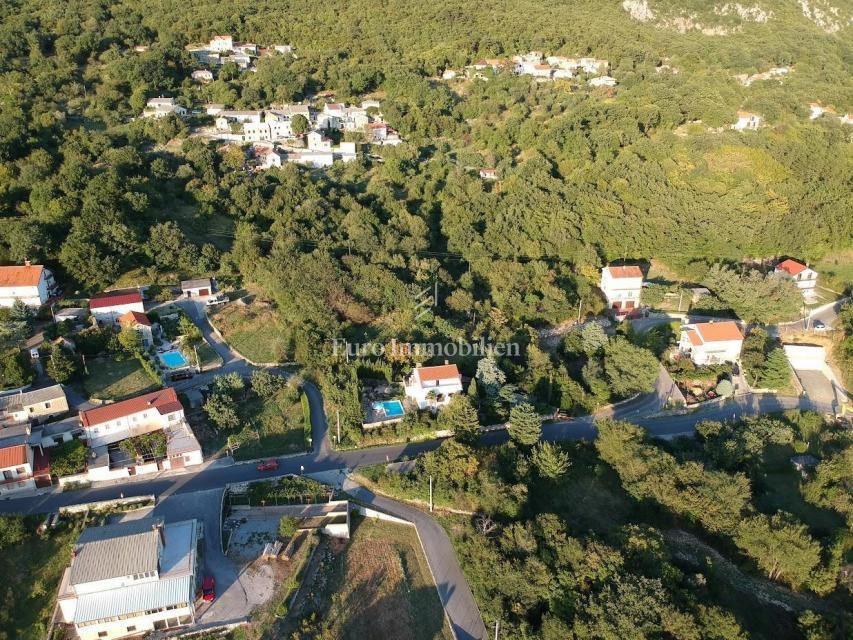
[153,521,166,547]
[444,359,449,365]
[24,259,31,267]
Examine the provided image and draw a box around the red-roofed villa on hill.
[774,259,818,301]
[679,321,744,366]
[600,265,643,315]
[0,261,58,307]
[404,363,464,410]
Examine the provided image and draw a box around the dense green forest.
[0,0,850,412]
[361,410,853,639]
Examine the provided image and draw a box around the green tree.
[507,402,541,448]
[580,322,608,356]
[251,370,287,399]
[531,442,571,480]
[475,356,506,397]
[49,439,87,476]
[439,395,481,445]
[603,337,659,397]
[291,114,309,135]
[0,516,26,550]
[758,348,791,389]
[0,349,34,388]
[734,513,822,590]
[45,346,77,383]
[204,393,240,431]
[278,516,299,539]
[118,328,142,354]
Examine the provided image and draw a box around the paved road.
[1,391,828,516]
[343,478,489,640]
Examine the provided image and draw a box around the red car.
[256,459,279,472]
[202,576,215,602]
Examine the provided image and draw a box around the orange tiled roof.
[0,444,28,469]
[607,265,643,279]
[0,265,45,288]
[80,388,181,428]
[417,364,461,382]
[693,321,743,343]
[118,310,151,327]
[776,259,807,276]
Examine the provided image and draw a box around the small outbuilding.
[180,278,214,297]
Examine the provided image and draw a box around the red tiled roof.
[693,321,743,343]
[80,388,181,428]
[416,364,461,382]
[0,264,45,288]
[776,259,807,276]
[0,444,28,469]
[118,310,151,327]
[32,447,50,477]
[607,265,643,279]
[89,290,143,310]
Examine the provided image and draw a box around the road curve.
[344,479,489,640]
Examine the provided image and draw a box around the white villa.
[57,518,200,640]
[142,98,188,119]
[588,75,617,88]
[512,52,610,81]
[732,111,762,131]
[80,388,185,448]
[208,35,233,51]
[0,262,57,307]
[775,259,818,300]
[600,265,643,314]
[89,289,145,326]
[679,321,744,366]
[404,363,464,410]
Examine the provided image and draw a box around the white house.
[256,147,283,169]
[479,168,498,180]
[366,122,402,146]
[307,130,333,152]
[0,384,68,427]
[180,277,214,297]
[404,363,464,410]
[0,262,57,307]
[732,111,762,131]
[142,98,188,119]
[204,103,225,116]
[89,290,145,326]
[319,103,368,131]
[775,259,818,300]
[441,69,458,80]
[588,75,617,87]
[600,265,643,314]
[118,311,153,348]
[215,110,262,130]
[679,321,744,366]
[80,388,185,448]
[57,518,200,640]
[284,151,335,168]
[208,35,233,52]
[224,54,251,69]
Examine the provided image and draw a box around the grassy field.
[170,204,235,252]
[813,251,853,293]
[197,342,224,370]
[287,517,453,640]
[0,516,80,640]
[82,354,159,400]
[232,390,308,460]
[209,295,291,364]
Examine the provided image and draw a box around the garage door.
[783,345,826,370]
[199,288,209,296]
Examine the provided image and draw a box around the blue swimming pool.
[160,350,189,369]
[372,400,405,418]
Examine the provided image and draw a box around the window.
[98,633,108,638]
[15,467,25,475]
[3,471,11,480]
[126,626,136,632]
[28,407,34,413]
[44,402,51,409]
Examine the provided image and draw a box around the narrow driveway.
[343,478,489,640]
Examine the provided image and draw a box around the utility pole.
[677,289,684,313]
[81,354,89,375]
[194,344,200,372]
[494,620,500,639]
[576,298,583,324]
[429,475,433,512]
[336,409,341,443]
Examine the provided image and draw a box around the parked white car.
[206,293,228,306]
